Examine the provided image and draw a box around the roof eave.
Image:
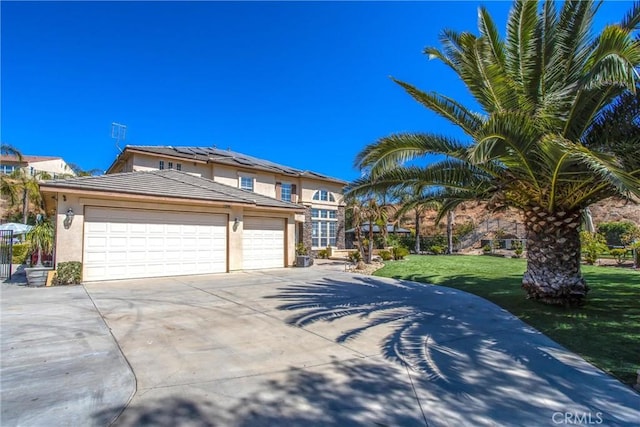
[40,184,305,212]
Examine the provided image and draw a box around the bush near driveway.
[374,255,640,386]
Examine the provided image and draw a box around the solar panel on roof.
[234,158,255,166]
[190,148,209,155]
[174,147,194,155]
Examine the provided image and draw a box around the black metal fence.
[0,230,14,280]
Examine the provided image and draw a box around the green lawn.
[374,255,640,386]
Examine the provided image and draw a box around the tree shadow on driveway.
[268,275,640,426]
[95,357,427,427]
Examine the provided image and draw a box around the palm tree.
[345,196,366,260]
[347,0,640,305]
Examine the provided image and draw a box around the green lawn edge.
[373,254,640,386]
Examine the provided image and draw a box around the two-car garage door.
[83,207,227,281]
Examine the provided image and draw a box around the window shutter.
[291,184,297,202]
[275,182,282,200]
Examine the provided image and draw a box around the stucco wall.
[28,159,74,176]
[50,191,298,278]
[130,153,211,178]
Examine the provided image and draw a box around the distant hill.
[400,197,639,244]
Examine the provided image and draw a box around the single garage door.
[242,216,285,270]
[84,207,227,281]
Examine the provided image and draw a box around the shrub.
[348,251,362,263]
[597,221,639,247]
[52,262,82,285]
[580,231,607,265]
[296,243,308,256]
[454,221,475,239]
[392,246,409,260]
[430,245,446,255]
[378,250,393,261]
[316,249,328,259]
[609,248,628,265]
[482,244,492,253]
[11,243,30,264]
[512,241,524,258]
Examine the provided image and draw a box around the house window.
[313,190,335,202]
[281,183,292,202]
[0,164,17,174]
[176,163,182,171]
[168,162,174,169]
[159,161,165,170]
[240,176,254,192]
[312,208,337,248]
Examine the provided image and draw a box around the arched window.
[312,190,335,202]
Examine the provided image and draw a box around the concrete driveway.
[1,282,135,426]
[86,262,638,427]
[3,262,639,426]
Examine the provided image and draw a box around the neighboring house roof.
[40,169,304,210]
[345,224,411,234]
[108,145,347,184]
[0,155,63,164]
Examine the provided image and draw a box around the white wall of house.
[28,158,74,176]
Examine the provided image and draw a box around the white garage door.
[84,207,227,281]
[242,217,285,270]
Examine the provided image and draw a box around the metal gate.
[0,230,14,280]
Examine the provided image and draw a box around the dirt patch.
[346,261,385,276]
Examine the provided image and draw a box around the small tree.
[26,215,54,267]
[580,231,607,265]
[598,221,640,247]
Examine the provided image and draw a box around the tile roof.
[121,145,347,184]
[0,155,62,163]
[40,169,303,210]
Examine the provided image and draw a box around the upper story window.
[176,163,182,171]
[240,176,254,192]
[159,161,165,170]
[281,183,292,202]
[168,161,174,169]
[313,190,335,202]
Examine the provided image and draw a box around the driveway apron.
[1,283,135,426]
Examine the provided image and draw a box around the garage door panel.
[83,207,227,281]
[242,217,284,270]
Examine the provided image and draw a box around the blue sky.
[1,1,633,181]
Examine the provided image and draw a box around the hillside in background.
[399,197,639,249]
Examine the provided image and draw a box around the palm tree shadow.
[268,275,640,424]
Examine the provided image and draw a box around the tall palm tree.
[345,196,366,259]
[347,0,640,305]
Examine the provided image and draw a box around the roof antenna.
[111,122,127,153]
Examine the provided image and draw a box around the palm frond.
[620,1,640,32]
[505,0,540,101]
[354,133,469,176]
[392,79,485,136]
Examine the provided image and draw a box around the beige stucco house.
[40,146,346,282]
[107,146,347,253]
[0,154,75,178]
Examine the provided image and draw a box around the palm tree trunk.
[22,188,28,224]
[367,223,374,264]
[415,209,421,254]
[446,210,454,254]
[521,209,588,305]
